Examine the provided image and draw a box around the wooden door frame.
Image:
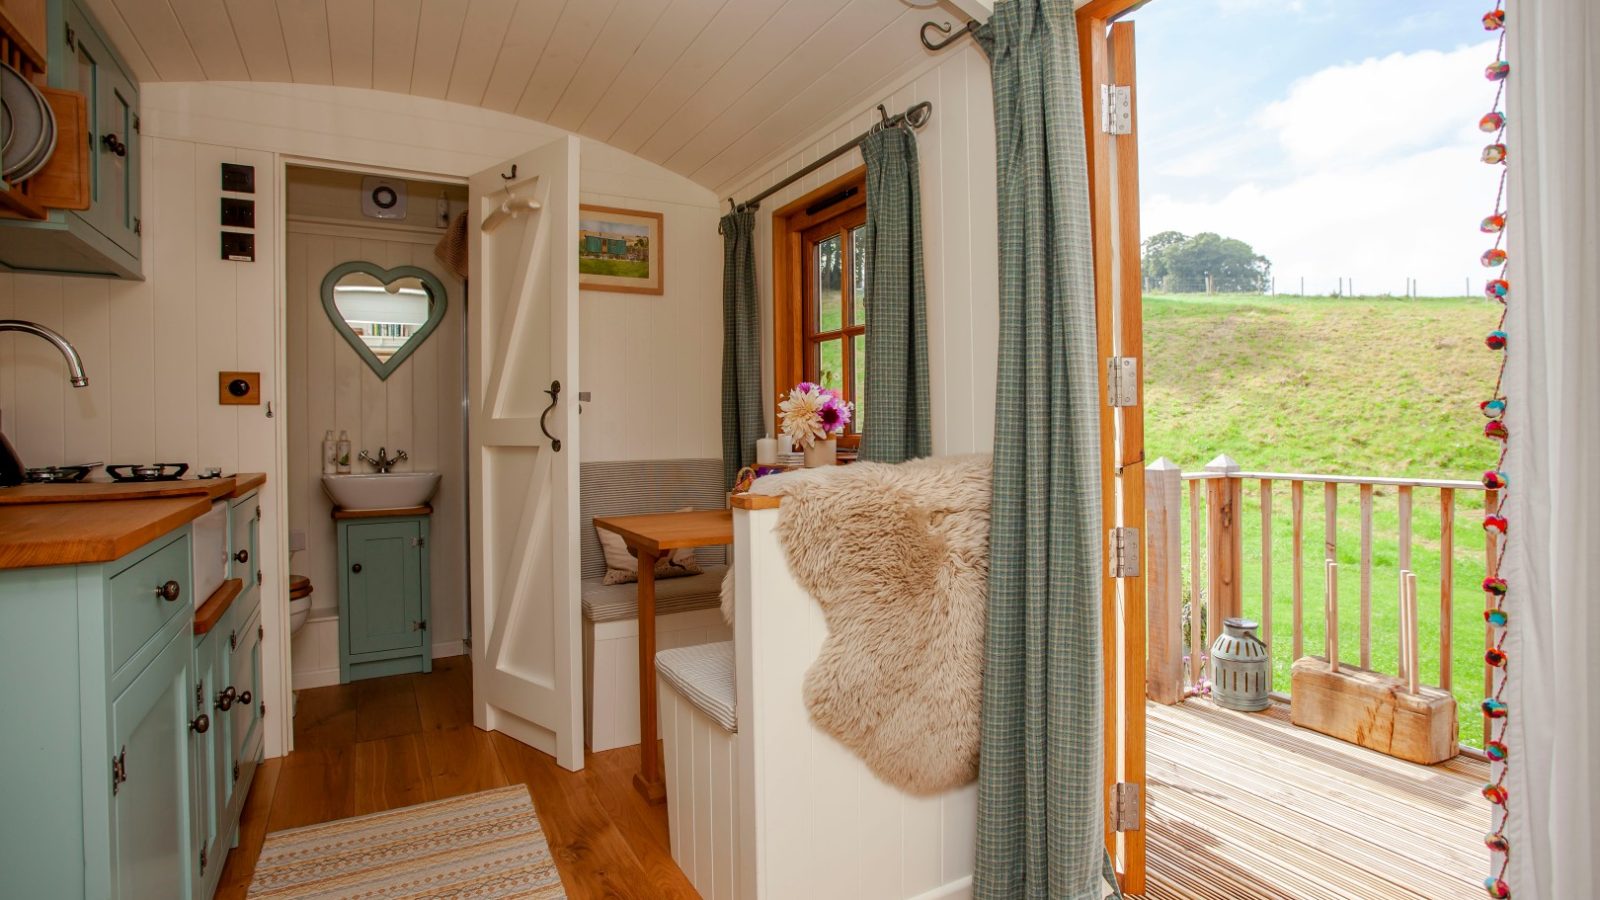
[1078,0,1148,893]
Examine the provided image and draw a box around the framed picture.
[578,204,664,295]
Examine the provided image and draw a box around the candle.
[756,436,778,465]
[777,434,793,455]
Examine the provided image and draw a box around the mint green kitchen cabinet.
[0,0,141,278]
[115,620,197,900]
[337,511,432,683]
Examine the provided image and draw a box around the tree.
[1141,231,1272,293]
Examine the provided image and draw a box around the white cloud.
[1216,0,1306,14]
[1145,40,1504,296]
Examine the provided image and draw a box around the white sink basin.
[322,472,441,511]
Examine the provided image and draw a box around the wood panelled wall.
[284,214,468,682]
[720,46,1000,456]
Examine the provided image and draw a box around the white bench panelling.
[661,670,740,900]
[584,608,731,752]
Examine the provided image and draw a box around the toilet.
[289,574,313,634]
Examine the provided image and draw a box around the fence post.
[1205,454,1243,648]
[1145,459,1184,704]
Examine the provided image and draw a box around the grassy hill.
[1142,293,1504,744]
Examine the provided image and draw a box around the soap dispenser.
[336,430,352,474]
[322,430,337,474]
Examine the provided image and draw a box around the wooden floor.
[214,655,700,899]
[1140,698,1487,899]
[217,659,1485,899]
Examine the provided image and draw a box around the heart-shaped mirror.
[320,261,448,380]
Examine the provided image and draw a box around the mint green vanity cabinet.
[337,510,432,682]
[0,0,142,279]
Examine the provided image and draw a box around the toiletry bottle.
[336,430,352,474]
[322,430,337,474]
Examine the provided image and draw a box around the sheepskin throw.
[750,454,992,793]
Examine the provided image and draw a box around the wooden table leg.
[631,547,667,804]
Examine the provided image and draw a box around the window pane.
[850,225,867,326]
[815,234,842,332]
[852,333,866,431]
[814,338,844,395]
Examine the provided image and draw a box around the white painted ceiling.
[84,0,971,192]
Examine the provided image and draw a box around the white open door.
[467,135,584,770]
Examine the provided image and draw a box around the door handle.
[351,563,362,574]
[539,381,562,452]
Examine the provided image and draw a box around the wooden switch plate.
[219,371,261,405]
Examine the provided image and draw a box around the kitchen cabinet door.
[230,603,264,783]
[63,0,139,257]
[110,626,194,900]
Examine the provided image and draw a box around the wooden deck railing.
[1144,456,1500,747]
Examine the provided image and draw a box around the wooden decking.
[1140,698,1487,899]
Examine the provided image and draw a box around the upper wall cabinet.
[0,0,141,279]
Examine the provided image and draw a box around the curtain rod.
[725,101,933,215]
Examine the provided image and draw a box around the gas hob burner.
[23,463,100,483]
[106,463,189,482]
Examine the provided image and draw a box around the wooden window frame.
[771,167,868,449]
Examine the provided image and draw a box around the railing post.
[1205,455,1243,648]
[1145,459,1184,704]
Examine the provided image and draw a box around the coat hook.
[500,164,518,182]
[877,104,890,128]
[921,20,978,52]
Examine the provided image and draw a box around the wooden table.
[591,508,733,803]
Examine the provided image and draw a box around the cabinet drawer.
[108,534,191,674]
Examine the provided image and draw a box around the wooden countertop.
[0,473,266,570]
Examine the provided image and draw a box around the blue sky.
[1131,0,1501,296]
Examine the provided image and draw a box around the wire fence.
[1147,274,1493,299]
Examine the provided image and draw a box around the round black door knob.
[351,563,362,573]
[227,378,251,398]
[234,548,249,564]
[237,690,252,706]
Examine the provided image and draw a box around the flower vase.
[803,438,837,468]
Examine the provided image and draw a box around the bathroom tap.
[0,320,88,386]
[359,447,407,473]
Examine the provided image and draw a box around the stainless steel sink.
[321,471,441,510]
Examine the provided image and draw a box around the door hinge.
[111,746,127,795]
[412,619,428,632]
[411,536,425,548]
[229,629,237,650]
[258,624,265,641]
[1111,782,1143,832]
[256,570,262,587]
[194,680,204,711]
[199,846,207,875]
[260,701,266,718]
[232,761,240,783]
[63,23,75,50]
[133,115,141,134]
[1109,527,1141,578]
[255,505,262,521]
[1101,84,1133,135]
[133,217,142,236]
[1106,356,1139,407]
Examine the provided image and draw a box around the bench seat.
[655,640,736,733]
[580,565,728,623]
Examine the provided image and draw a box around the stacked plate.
[0,61,56,184]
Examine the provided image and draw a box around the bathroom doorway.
[281,164,470,693]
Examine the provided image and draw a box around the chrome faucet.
[359,447,407,473]
[0,320,88,387]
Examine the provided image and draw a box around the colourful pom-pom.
[1486,832,1511,853]
[1483,470,1508,489]
[1486,740,1509,761]
[1482,143,1508,164]
[1486,647,1508,668]
[1482,213,1506,233]
[1486,608,1510,627]
[1485,61,1510,81]
[1486,278,1510,299]
[1482,699,1509,719]
[1482,249,1508,267]
[1479,111,1506,132]
[1484,576,1508,595]
[1483,10,1505,30]
[1484,876,1511,898]
[1481,398,1507,418]
[1485,330,1508,350]
[1484,420,1509,440]
[1484,514,1508,533]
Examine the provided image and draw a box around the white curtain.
[1502,1,1600,895]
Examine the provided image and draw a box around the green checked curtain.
[859,126,932,463]
[721,209,764,489]
[974,1,1110,898]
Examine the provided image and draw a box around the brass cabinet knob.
[234,548,250,564]
[215,686,236,711]
[237,690,252,707]
[190,713,210,734]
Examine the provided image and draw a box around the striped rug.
[247,785,566,898]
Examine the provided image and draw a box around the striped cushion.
[655,641,737,733]
[580,565,728,623]
[579,459,728,581]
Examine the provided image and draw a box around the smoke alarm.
[361,177,407,220]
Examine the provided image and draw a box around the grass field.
[1143,293,1504,744]
[579,257,650,278]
